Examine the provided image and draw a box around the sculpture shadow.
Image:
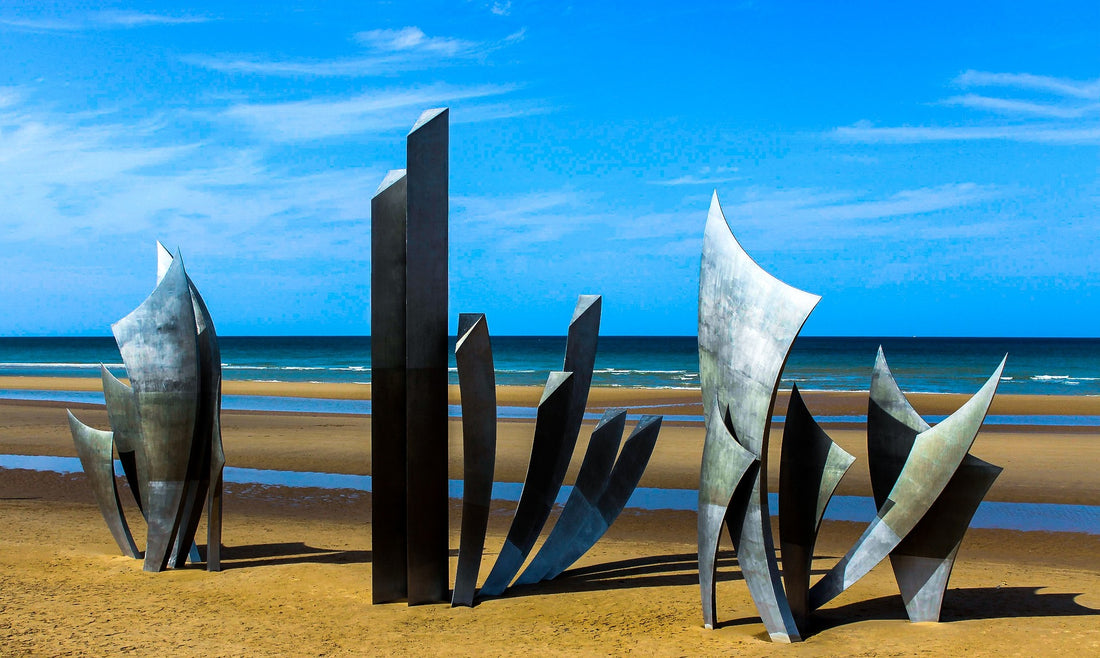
[216,542,373,570]
[495,550,743,601]
[800,587,1100,637]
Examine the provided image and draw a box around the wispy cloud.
[719,183,1008,248]
[941,94,1100,119]
[650,166,741,186]
[833,122,1100,144]
[834,69,1100,145]
[0,11,208,32]
[0,91,384,263]
[188,27,525,77]
[220,83,526,141]
[954,70,1100,100]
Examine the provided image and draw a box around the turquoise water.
[0,336,1098,394]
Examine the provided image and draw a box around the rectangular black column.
[404,108,449,605]
[370,169,409,603]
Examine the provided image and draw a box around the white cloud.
[942,94,1100,119]
[832,122,1100,144]
[0,92,383,263]
[835,70,1100,144]
[220,84,527,141]
[717,183,1009,248]
[189,27,525,77]
[954,70,1100,100]
[0,11,207,32]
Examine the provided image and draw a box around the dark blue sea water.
[0,336,1097,395]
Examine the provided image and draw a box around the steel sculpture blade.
[515,408,628,586]
[404,107,450,605]
[561,295,601,466]
[541,414,663,581]
[168,265,223,571]
[112,254,200,572]
[697,192,818,642]
[370,168,410,603]
[866,348,1002,622]
[778,384,855,624]
[808,356,1006,610]
[478,371,575,597]
[698,403,759,631]
[100,365,144,513]
[67,411,141,558]
[452,313,497,607]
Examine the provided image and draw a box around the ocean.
[0,336,1097,396]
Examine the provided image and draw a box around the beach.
[0,379,1097,655]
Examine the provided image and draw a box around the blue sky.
[0,1,1096,337]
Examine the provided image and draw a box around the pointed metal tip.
[456,313,486,351]
[594,408,628,429]
[375,169,407,196]
[570,294,602,324]
[410,107,448,134]
[156,242,173,285]
[539,371,573,405]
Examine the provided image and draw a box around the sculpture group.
[698,192,1004,641]
[69,106,1009,641]
[369,110,663,607]
[68,243,224,572]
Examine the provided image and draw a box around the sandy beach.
[0,379,1097,655]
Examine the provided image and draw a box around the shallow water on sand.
[3,454,1097,535]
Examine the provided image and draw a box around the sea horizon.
[1,335,1097,396]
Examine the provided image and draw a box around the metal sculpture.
[514,408,628,586]
[531,414,663,583]
[697,191,817,642]
[67,411,140,558]
[111,254,200,572]
[100,365,144,512]
[478,294,601,597]
[67,245,224,572]
[452,313,497,607]
[808,354,1005,611]
[863,348,1003,622]
[478,370,575,597]
[370,108,450,605]
[778,384,855,624]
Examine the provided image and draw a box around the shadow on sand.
[215,542,372,569]
[499,550,1100,637]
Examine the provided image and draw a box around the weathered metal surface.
[514,408,627,586]
[866,348,1002,622]
[698,403,758,631]
[542,414,663,581]
[778,384,855,624]
[452,313,497,607]
[111,254,199,573]
[808,356,1006,610]
[170,273,223,571]
[478,371,575,597]
[100,365,144,513]
[697,192,817,642]
[405,108,450,605]
[67,411,140,558]
[370,168,409,604]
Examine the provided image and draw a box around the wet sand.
[0,379,1097,654]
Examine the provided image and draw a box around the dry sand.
[0,380,1097,655]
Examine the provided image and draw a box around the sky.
[0,1,1096,337]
